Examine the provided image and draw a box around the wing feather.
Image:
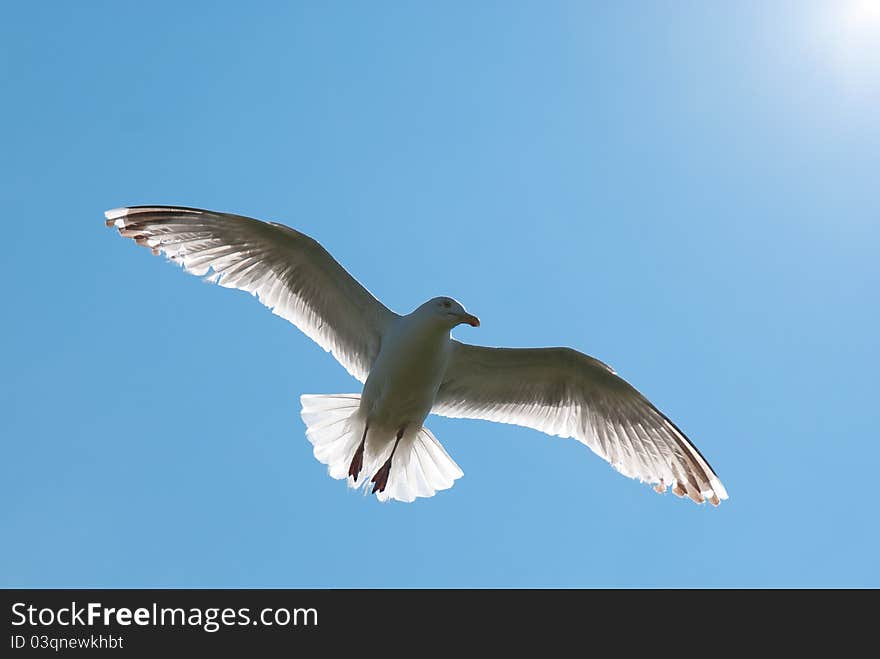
[106,205,398,382]
[433,341,727,505]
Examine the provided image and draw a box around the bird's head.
[421,296,480,329]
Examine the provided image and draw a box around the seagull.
[106,205,728,506]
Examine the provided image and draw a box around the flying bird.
[106,205,728,506]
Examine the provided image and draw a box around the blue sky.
[2,1,878,587]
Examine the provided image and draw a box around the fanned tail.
[299,394,463,502]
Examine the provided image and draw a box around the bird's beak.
[460,313,480,328]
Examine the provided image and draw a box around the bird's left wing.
[432,341,728,505]
[106,205,398,382]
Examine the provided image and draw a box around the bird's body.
[361,305,455,435]
[106,205,728,506]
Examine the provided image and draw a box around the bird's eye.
[443,300,451,308]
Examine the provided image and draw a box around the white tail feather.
[374,427,463,503]
[300,394,463,502]
[300,394,364,481]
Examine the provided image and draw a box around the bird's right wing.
[433,341,727,505]
[106,205,399,382]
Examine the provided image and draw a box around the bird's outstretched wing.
[106,206,398,382]
[433,341,728,505]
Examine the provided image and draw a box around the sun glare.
[808,0,880,93]
[830,0,880,41]
[839,0,880,38]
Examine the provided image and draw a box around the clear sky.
[2,1,878,587]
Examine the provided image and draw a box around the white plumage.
[107,205,728,506]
